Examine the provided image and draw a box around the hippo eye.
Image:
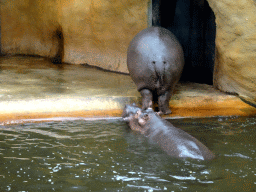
[143,114,149,121]
[163,61,166,65]
[152,61,156,65]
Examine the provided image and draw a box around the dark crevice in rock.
[51,26,64,64]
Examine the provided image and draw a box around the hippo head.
[122,104,154,134]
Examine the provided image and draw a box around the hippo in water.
[127,26,184,114]
[122,104,215,160]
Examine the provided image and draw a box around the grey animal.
[122,104,215,160]
[127,26,184,114]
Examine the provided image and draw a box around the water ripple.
[0,118,255,191]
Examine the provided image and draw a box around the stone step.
[0,56,255,124]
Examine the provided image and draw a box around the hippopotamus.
[127,26,184,114]
[122,104,215,160]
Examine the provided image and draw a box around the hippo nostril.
[152,61,156,65]
[163,61,166,65]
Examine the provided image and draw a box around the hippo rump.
[127,26,184,114]
[122,104,215,160]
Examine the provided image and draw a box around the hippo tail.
[152,61,165,88]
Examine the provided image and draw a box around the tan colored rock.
[1,1,61,57]
[207,0,256,106]
[1,0,149,73]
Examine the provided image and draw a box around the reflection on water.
[0,116,255,191]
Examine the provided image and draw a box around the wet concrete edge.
[1,96,256,125]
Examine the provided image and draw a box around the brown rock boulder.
[207,0,256,106]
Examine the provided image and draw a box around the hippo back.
[144,112,215,160]
[127,26,184,93]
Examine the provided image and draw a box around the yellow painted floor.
[0,56,255,124]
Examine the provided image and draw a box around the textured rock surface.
[1,0,149,72]
[207,0,256,106]
[2,0,256,107]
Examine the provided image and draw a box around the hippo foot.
[160,108,172,115]
[140,89,153,110]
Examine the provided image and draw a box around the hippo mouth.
[122,104,155,123]
[122,104,141,122]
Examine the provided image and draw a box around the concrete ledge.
[0,56,255,124]
[1,95,255,125]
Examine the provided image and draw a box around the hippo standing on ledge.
[122,104,215,160]
[127,26,184,114]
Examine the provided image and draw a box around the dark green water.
[0,116,255,192]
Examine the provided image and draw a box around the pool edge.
[1,96,255,125]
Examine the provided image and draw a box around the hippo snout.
[122,104,141,122]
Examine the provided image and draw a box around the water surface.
[0,116,255,191]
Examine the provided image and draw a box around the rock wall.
[207,0,256,106]
[1,0,150,73]
[1,0,256,106]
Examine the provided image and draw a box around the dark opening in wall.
[152,0,216,85]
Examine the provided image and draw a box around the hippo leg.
[158,90,172,114]
[140,89,153,110]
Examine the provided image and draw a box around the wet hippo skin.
[127,26,184,114]
[122,104,215,160]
